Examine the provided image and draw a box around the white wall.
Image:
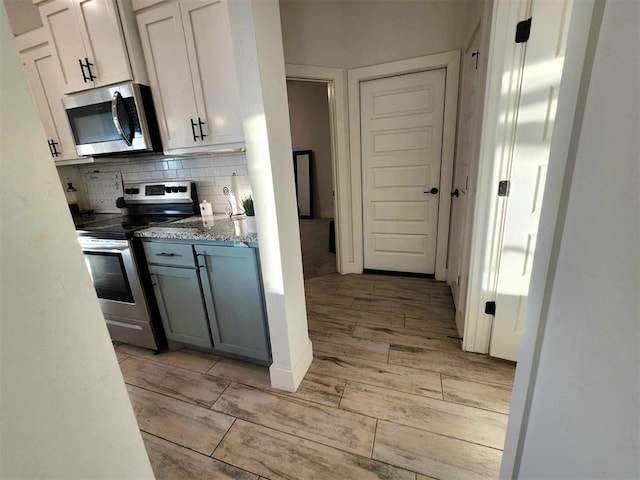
[279,0,478,68]
[287,80,333,219]
[228,0,312,391]
[2,0,41,36]
[0,5,153,479]
[514,0,640,477]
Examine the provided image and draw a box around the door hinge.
[485,301,496,316]
[515,17,532,43]
[498,180,510,197]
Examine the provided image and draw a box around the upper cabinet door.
[39,0,132,93]
[137,2,200,150]
[180,0,243,146]
[39,0,88,93]
[18,30,79,162]
[74,0,132,88]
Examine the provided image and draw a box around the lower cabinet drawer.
[105,316,159,351]
[143,241,195,267]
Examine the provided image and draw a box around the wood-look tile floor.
[116,273,516,480]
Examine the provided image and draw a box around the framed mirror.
[293,150,312,218]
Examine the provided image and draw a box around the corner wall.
[279,0,478,69]
[0,5,153,478]
[513,0,640,476]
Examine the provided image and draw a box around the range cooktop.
[74,181,199,240]
[75,214,191,239]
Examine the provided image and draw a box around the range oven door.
[79,237,158,349]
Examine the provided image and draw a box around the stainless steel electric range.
[76,181,198,350]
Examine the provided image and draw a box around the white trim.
[347,51,460,280]
[14,27,48,54]
[500,0,598,475]
[285,64,357,274]
[269,339,314,392]
[463,0,530,353]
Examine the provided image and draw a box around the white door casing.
[489,0,574,361]
[448,20,484,327]
[285,64,349,275]
[361,69,446,274]
[348,51,460,280]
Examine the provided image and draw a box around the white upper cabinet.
[38,0,142,93]
[16,29,81,164]
[136,0,244,153]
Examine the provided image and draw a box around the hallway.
[117,273,516,479]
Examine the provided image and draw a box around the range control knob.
[178,186,187,192]
[165,187,172,193]
[132,188,140,194]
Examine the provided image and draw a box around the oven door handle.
[81,244,130,252]
[112,91,133,147]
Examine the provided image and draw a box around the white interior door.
[448,23,483,314]
[361,69,446,274]
[490,0,573,361]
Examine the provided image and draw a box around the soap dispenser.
[65,180,80,214]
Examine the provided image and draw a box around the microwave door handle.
[111,91,133,147]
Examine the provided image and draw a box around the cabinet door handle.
[47,139,60,157]
[198,117,206,140]
[85,58,96,81]
[51,139,60,157]
[190,118,198,142]
[79,59,89,82]
[156,252,177,257]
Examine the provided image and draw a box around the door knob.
[424,187,439,195]
[451,189,460,197]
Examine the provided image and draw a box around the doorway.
[360,69,446,275]
[286,78,337,279]
[348,51,460,280]
[447,19,485,336]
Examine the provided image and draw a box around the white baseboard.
[269,339,314,392]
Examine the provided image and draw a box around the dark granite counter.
[135,215,258,244]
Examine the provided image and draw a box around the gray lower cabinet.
[149,264,213,349]
[195,245,270,362]
[143,239,270,362]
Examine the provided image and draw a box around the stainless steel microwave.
[62,82,162,156]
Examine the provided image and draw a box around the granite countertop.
[135,215,258,244]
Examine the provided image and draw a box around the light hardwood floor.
[116,273,516,480]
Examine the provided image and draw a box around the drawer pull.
[156,252,178,257]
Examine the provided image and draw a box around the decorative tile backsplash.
[68,154,252,214]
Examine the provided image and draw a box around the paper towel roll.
[230,173,241,215]
[199,200,213,217]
